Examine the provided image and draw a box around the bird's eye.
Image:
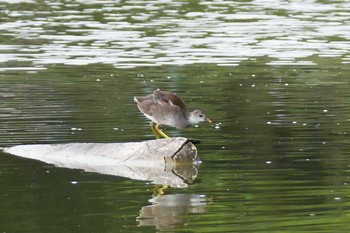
[199,114,203,118]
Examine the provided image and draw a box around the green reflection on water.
[1,59,350,232]
[1,0,350,231]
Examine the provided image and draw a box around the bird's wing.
[134,94,154,115]
[134,94,153,103]
[153,89,188,111]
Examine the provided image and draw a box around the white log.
[3,137,199,188]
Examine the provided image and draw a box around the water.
[1,0,350,232]
[1,0,349,69]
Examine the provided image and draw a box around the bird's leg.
[155,124,169,138]
[150,122,161,139]
[152,184,169,196]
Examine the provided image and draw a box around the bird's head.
[188,110,212,125]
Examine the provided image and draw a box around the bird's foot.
[150,122,162,139]
[155,124,169,138]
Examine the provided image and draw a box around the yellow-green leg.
[152,184,169,196]
[155,124,169,138]
[150,122,161,139]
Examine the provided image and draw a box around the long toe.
[150,122,162,139]
[155,124,169,138]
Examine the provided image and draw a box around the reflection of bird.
[134,89,212,139]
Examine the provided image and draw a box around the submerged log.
[3,137,199,188]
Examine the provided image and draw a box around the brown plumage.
[134,89,211,129]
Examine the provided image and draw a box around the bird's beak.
[205,117,212,123]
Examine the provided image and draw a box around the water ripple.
[1,0,349,69]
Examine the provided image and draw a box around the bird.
[134,89,212,139]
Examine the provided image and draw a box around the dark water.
[1,0,350,232]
